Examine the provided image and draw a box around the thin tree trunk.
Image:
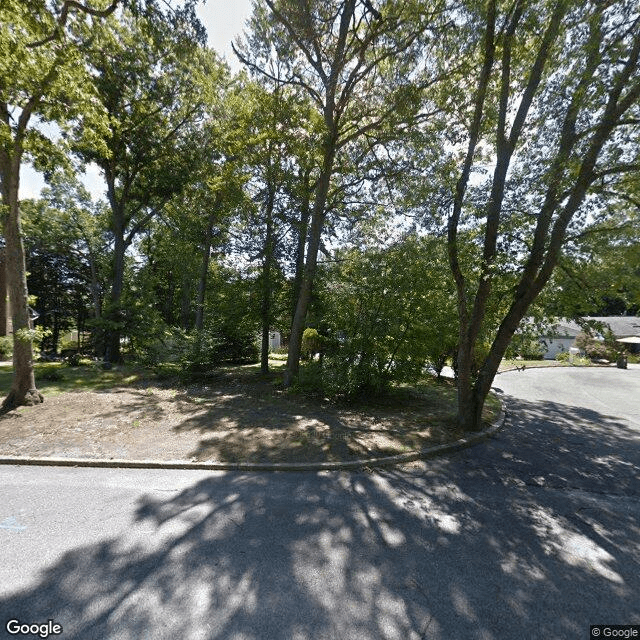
[195,205,220,333]
[51,310,60,355]
[88,249,101,320]
[292,166,311,323]
[260,183,276,374]
[0,247,7,337]
[284,143,336,386]
[181,271,192,331]
[1,154,43,410]
[194,239,210,333]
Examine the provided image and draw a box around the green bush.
[312,235,458,398]
[0,336,12,360]
[301,328,324,360]
[38,365,65,381]
[58,334,80,354]
[67,353,82,367]
[555,351,570,362]
[180,326,259,378]
[295,348,396,399]
[506,336,545,360]
[135,327,190,366]
[271,346,288,355]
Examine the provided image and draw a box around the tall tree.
[74,8,222,362]
[439,0,640,430]
[0,0,117,409]
[237,0,443,386]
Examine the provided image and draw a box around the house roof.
[539,320,582,338]
[589,316,640,338]
[536,316,640,339]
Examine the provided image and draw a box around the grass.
[0,358,290,397]
[498,357,593,372]
[0,361,149,396]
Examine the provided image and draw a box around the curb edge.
[0,402,507,473]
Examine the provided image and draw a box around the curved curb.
[0,404,507,473]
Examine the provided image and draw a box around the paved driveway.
[0,367,639,640]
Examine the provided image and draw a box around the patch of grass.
[0,362,150,397]
[499,359,563,372]
[0,359,289,398]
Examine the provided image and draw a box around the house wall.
[539,336,575,359]
[269,331,281,351]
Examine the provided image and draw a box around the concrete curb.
[0,404,507,473]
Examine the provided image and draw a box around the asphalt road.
[1,366,639,640]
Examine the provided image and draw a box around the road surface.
[1,366,639,639]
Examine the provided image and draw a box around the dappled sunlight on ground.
[0,374,483,463]
[1,368,638,638]
[1,455,638,639]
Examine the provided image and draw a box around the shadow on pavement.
[1,397,639,639]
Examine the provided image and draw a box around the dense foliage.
[1,0,638,429]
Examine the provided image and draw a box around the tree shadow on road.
[471,396,640,497]
[1,397,639,640]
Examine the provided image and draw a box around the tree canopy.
[2,0,638,433]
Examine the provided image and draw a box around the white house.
[537,316,640,359]
[538,320,582,359]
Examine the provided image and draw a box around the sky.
[19,0,254,201]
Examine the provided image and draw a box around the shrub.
[576,332,614,361]
[180,326,259,378]
[0,336,12,360]
[506,336,545,360]
[58,334,80,354]
[135,327,190,366]
[38,365,65,381]
[295,349,395,399]
[67,353,82,367]
[301,328,324,360]
[555,351,570,362]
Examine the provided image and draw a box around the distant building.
[269,331,281,351]
[537,316,640,359]
[538,320,582,359]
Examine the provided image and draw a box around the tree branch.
[28,0,120,48]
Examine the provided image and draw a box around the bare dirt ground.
[0,367,483,464]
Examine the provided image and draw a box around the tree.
[237,0,442,386]
[437,0,640,430]
[540,209,640,317]
[0,0,118,409]
[231,77,320,373]
[73,8,222,362]
[314,233,458,396]
[20,178,107,355]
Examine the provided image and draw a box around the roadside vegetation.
[1,0,638,442]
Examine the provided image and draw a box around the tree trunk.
[195,210,216,333]
[88,248,101,321]
[51,310,60,356]
[181,271,192,331]
[284,143,335,386]
[105,229,126,363]
[292,166,311,322]
[260,183,276,374]
[0,247,7,337]
[1,156,43,410]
